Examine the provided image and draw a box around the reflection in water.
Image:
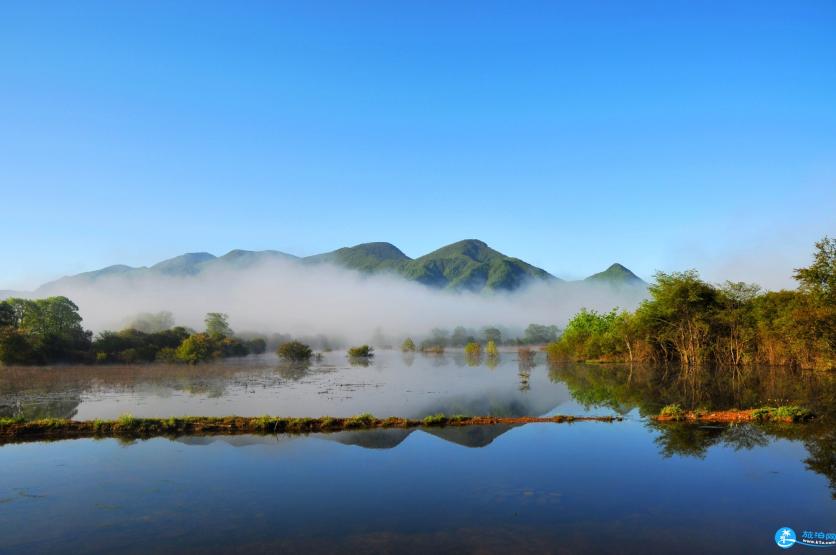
[0,351,578,421]
[1,354,833,499]
[0,422,832,554]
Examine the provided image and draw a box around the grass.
[655,404,815,423]
[752,405,814,423]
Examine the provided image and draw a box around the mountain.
[400,239,558,291]
[305,242,409,273]
[584,263,646,286]
[306,239,557,291]
[29,240,643,294]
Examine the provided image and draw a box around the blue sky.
[1,1,834,290]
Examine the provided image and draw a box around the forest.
[547,237,835,370]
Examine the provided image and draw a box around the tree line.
[546,237,835,370]
[0,305,266,365]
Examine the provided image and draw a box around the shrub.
[347,345,374,358]
[659,404,684,420]
[464,341,482,356]
[486,340,499,358]
[277,340,313,361]
[401,338,416,352]
[422,413,447,426]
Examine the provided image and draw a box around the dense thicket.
[0,305,266,365]
[547,237,835,370]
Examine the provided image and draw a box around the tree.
[401,338,416,352]
[175,333,217,364]
[450,326,469,347]
[277,340,313,361]
[205,313,232,338]
[430,328,450,347]
[486,339,499,358]
[125,311,175,333]
[482,327,502,344]
[794,236,836,304]
[523,324,558,345]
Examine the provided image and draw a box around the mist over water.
[35,259,647,340]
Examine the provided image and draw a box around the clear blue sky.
[1,1,834,290]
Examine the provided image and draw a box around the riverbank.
[654,405,815,423]
[0,413,623,442]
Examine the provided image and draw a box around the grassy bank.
[0,413,623,442]
[655,404,815,423]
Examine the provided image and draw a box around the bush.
[277,340,313,361]
[347,345,374,358]
[464,342,481,356]
[659,404,684,420]
[401,338,416,352]
[486,340,499,358]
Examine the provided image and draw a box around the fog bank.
[36,259,647,342]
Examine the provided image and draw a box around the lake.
[0,351,833,553]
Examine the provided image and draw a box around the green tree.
[794,236,836,304]
[401,338,416,352]
[523,323,558,344]
[175,333,217,364]
[204,312,232,338]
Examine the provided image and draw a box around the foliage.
[464,341,482,357]
[204,312,232,338]
[0,296,91,364]
[347,344,374,358]
[522,323,559,344]
[277,340,313,361]
[401,337,416,352]
[544,237,835,370]
[659,404,684,420]
[486,339,499,358]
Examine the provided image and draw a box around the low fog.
[34,259,648,343]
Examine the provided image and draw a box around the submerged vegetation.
[547,237,835,370]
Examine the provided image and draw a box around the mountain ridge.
[32,240,646,293]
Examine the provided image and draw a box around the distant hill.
[30,241,644,293]
[584,263,646,286]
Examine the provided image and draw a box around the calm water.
[0,351,833,553]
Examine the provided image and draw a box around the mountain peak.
[584,263,645,285]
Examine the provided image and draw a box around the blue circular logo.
[775,527,796,549]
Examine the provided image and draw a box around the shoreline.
[0,414,621,443]
[0,407,817,443]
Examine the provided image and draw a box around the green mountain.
[584,263,645,286]
[32,240,643,293]
[400,240,557,291]
[305,242,409,273]
[306,239,556,291]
